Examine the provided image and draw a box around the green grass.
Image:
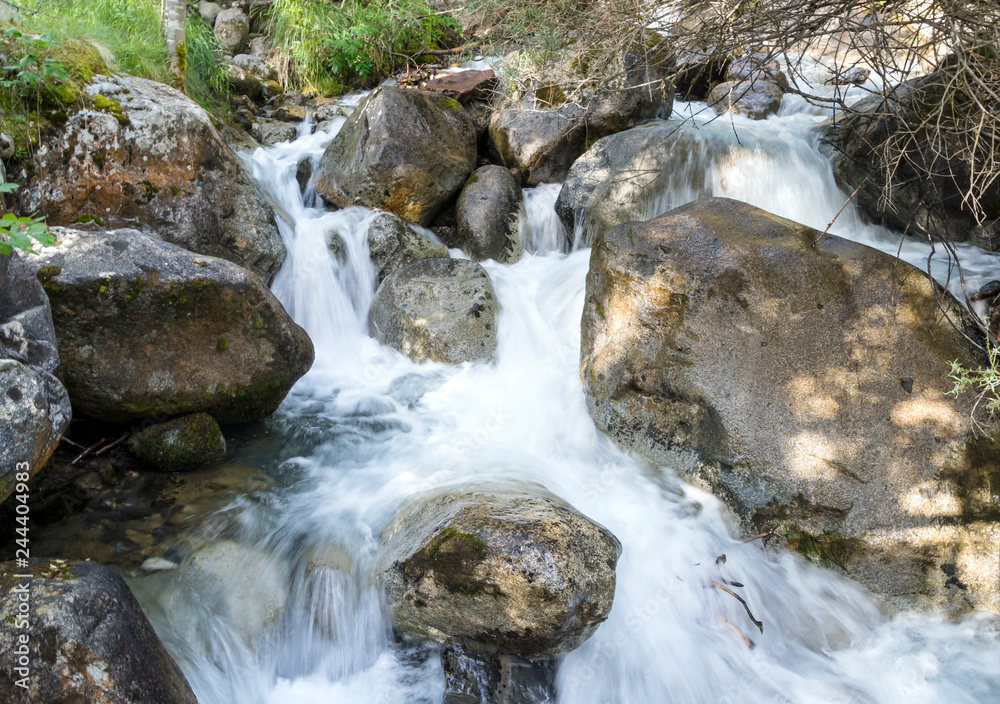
[267,0,461,95]
[9,0,230,112]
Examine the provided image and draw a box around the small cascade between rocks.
[125,84,1000,704]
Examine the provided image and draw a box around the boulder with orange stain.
[13,74,284,284]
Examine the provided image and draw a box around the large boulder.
[821,63,1000,247]
[581,196,999,612]
[555,122,691,246]
[488,44,674,186]
[366,212,449,283]
[0,559,197,703]
[455,165,524,263]
[368,258,498,365]
[14,74,285,283]
[379,486,621,658]
[0,252,71,500]
[314,87,477,226]
[30,228,314,424]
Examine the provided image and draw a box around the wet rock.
[707,80,784,120]
[424,69,497,104]
[314,100,353,122]
[198,0,222,25]
[442,638,556,704]
[555,122,688,246]
[454,166,523,264]
[380,486,621,657]
[0,558,198,703]
[314,86,477,225]
[369,258,498,364]
[126,413,227,472]
[257,121,298,146]
[580,196,999,612]
[29,228,314,424]
[488,43,673,185]
[366,212,449,283]
[820,62,1000,245]
[14,74,284,283]
[0,252,71,499]
[214,7,249,54]
[233,53,277,83]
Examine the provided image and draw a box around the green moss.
[36,266,63,288]
[440,96,462,111]
[71,213,104,226]
[535,83,566,107]
[89,277,111,294]
[402,525,502,598]
[595,303,606,319]
[464,169,480,187]
[171,186,181,196]
[785,526,862,571]
[216,338,228,352]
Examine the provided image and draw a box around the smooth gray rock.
[380,486,621,658]
[707,80,784,120]
[126,412,227,472]
[198,0,222,25]
[14,74,284,283]
[369,258,497,365]
[455,166,524,263]
[555,123,690,247]
[314,87,477,225]
[0,252,70,500]
[30,228,314,424]
[214,7,249,54]
[0,559,198,703]
[366,212,449,283]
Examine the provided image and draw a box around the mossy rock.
[126,413,226,472]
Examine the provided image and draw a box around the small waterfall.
[127,83,1000,704]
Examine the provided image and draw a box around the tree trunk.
[163,0,187,93]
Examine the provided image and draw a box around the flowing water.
[126,80,1000,704]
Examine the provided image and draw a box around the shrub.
[267,0,461,94]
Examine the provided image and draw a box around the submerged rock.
[369,258,498,365]
[379,486,621,658]
[0,252,71,499]
[30,228,314,424]
[455,165,524,263]
[314,86,477,225]
[580,196,999,612]
[126,413,227,472]
[15,74,284,283]
[707,79,784,120]
[366,212,449,283]
[0,558,198,703]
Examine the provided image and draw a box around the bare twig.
[712,581,764,634]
